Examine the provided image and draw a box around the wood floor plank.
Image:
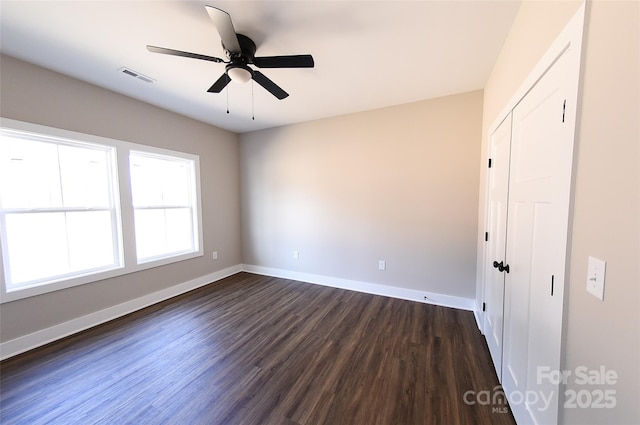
[0,272,515,425]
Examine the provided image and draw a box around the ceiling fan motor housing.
[224,33,257,61]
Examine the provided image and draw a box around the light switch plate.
[586,256,606,300]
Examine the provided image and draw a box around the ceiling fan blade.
[253,55,315,68]
[252,71,289,100]
[147,45,225,63]
[207,74,231,93]
[205,6,241,54]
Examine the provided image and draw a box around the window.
[130,152,199,263]
[0,129,121,291]
[0,119,203,302]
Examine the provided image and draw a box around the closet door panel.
[502,46,575,425]
[484,113,513,379]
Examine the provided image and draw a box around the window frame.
[0,131,123,291]
[129,149,201,264]
[0,118,204,303]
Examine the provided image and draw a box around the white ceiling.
[0,1,521,134]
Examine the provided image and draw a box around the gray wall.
[478,1,639,423]
[0,55,242,342]
[240,91,483,299]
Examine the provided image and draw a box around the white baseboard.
[242,264,475,311]
[1,265,475,360]
[0,265,242,361]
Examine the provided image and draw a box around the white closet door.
[501,45,576,425]
[484,113,512,379]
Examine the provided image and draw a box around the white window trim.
[129,150,200,264]
[0,118,204,303]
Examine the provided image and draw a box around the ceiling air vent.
[118,67,155,83]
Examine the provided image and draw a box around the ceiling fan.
[147,5,314,100]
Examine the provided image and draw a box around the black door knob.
[492,261,510,273]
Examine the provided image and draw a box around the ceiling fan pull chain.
[252,80,255,120]
[226,75,230,114]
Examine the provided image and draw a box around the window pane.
[66,211,116,271]
[4,213,69,285]
[0,136,62,208]
[130,155,164,207]
[162,162,191,206]
[4,211,119,288]
[165,208,194,253]
[129,153,191,207]
[134,208,194,262]
[59,145,112,208]
[133,209,166,260]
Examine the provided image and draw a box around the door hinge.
[488,158,492,168]
[551,275,555,296]
[482,302,486,312]
[485,232,489,242]
[562,100,566,123]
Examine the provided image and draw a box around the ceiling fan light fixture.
[227,65,252,83]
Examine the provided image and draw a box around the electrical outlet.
[293,250,299,260]
[212,251,218,260]
[379,260,386,270]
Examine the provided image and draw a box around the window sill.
[1,250,203,304]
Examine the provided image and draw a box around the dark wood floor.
[0,273,515,425]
